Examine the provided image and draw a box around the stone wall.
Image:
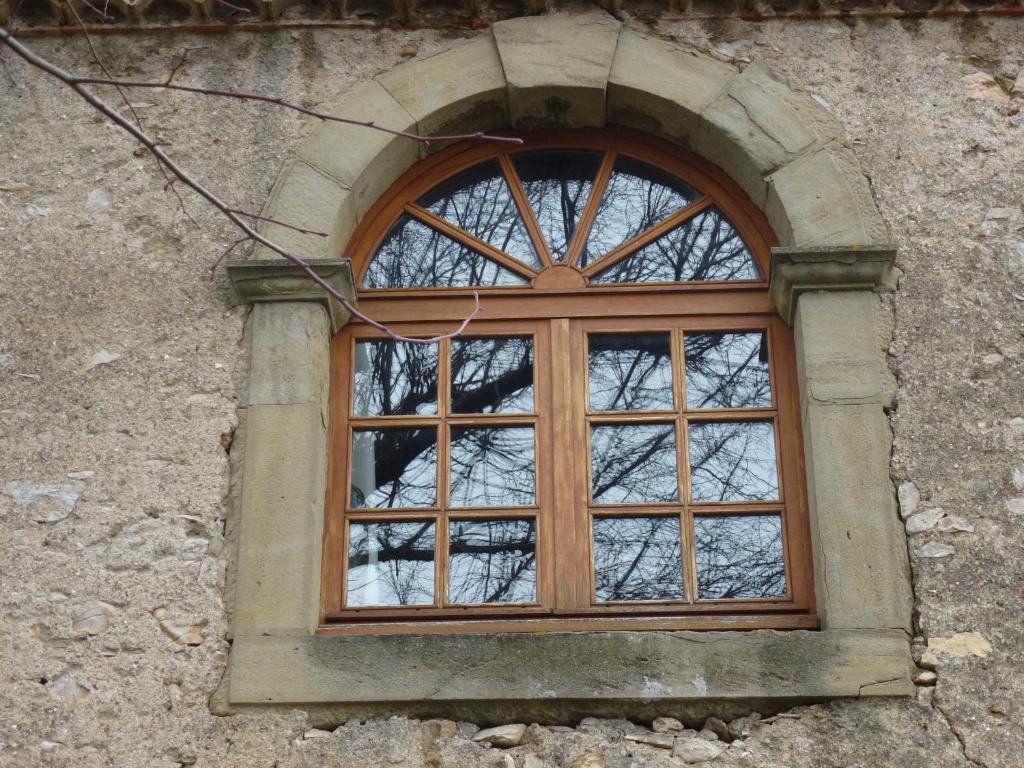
[1,12,1022,767]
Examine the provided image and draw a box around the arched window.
[321,130,815,633]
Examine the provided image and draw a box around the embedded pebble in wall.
[917,542,955,558]
[568,752,605,768]
[673,737,726,763]
[906,507,946,534]
[728,713,762,741]
[913,670,938,685]
[71,602,114,636]
[702,717,731,742]
[898,482,921,520]
[651,716,684,733]
[471,724,527,748]
[624,732,674,749]
[935,517,974,533]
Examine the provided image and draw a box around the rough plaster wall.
[0,14,1022,768]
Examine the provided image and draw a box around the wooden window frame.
[319,128,816,636]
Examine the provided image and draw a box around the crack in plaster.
[934,701,989,768]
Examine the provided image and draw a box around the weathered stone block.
[493,14,621,129]
[765,141,889,247]
[245,303,330,407]
[377,35,509,151]
[228,259,356,332]
[697,62,841,206]
[607,30,736,148]
[296,79,419,218]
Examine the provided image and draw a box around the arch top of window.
[348,131,775,295]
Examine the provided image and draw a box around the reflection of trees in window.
[353,340,438,417]
[582,157,698,267]
[591,424,678,504]
[593,516,683,601]
[695,515,785,599]
[419,160,541,270]
[448,520,537,604]
[588,333,674,412]
[689,421,779,502]
[364,215,527,288]
[685,332,771,409]
[450,427,536,507]
[512,151,602,261]
[592,207,758,284]
[451,337,534,413]
[346,521,435,606]
[350,428,437,508]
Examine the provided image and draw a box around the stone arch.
[250,13,889,272]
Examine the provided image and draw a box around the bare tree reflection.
[591,424,678,504]
[513,151,602,261]
[450,427,536,507]
[351,428,437,508]
[449,520,537,604]
[592,207,758,284]
[582,157,698,267]
[685,332,771,409]
[452,337,534,413]
[364,215,528,288]
[420,160,541,270]
[354,340,438,417]
[346,521,435,606]
[588,334,674,412]
[593,516,683,601]
[689,421,779,502]
[695,515,785,599]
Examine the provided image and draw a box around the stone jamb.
[221,16,915,721]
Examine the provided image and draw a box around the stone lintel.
[769,245,897,324]
[228,259,356,333]
[227,628,914,724]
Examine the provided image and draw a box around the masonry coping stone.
[228,259,356,332]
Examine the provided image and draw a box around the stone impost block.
[769,245,896,324]
[232,401,328,636]
[228,259,356,333]
[376,35,509,151]
[697,62,842,207]
[798,400,913,633]
[296,79,419,217]
[251,159,356,263]
[245,303,330,408]
[493,14,621,129]
[765,141,889,247]
[228,628,914,720]
[607,30,736,149]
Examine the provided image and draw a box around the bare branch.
[228,209,329,238]
[165,45,207,86]
[210,236,250,277]
[0,27,482,345]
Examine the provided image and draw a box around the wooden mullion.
[580,195,715,278]
[685,408,778,422]
[406,203,539,280]
[499,152,555,268]
[564,150,616,269]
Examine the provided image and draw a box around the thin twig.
[76,0,113,20]
[0,27,482,344]
[229,209,328,237]
[210,236,249,276]
[165,46,206,85]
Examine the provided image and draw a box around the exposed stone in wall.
[1,14,1022,768]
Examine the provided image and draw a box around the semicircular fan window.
[360,149,761,289]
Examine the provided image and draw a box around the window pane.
[685,332,771,409]
[450,427,536,507]
[593,516,683,601]
[353,340,438,416]
[419,160,542,270]
[591,424,678,504]
[448,519,537,604]
[588,333,674,412]
[351,428,437,508]
[591,207,758,284]
[582,157,699,267]
[695,515,786,599]
[346,521,435,606]
[451,337,534,414]
[512,150,603,261]
[363,215,529,289]
[689,421,779,502]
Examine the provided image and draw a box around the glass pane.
[419,160,542,270]
[588,333,674,412]
[695,515,786,599]
[451,337,534,414]
[512,150,603,261]
[689,421,779,502]
[350,428,437,508]
[450,427,536,507]
[363,215,529,289]
[593,516,684,601]
[581,157,699,267]
[685,332,771,409]
[591,207,759,284]
[448,519,537,604]
[353,340,438,416]
[346,521,435,606]
[591,424,678,504]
